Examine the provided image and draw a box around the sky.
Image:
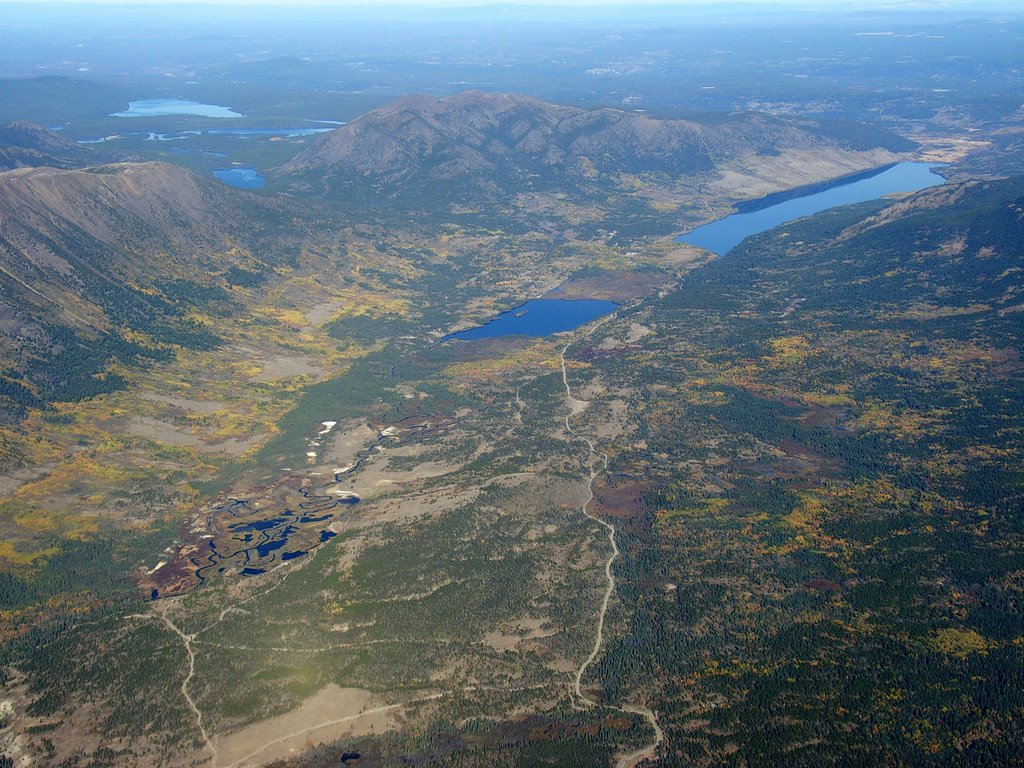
[3,0,1017,14]
[1,0,1006,6]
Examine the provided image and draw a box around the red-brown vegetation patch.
[548,271,672,302]
[589,473,653,549]
[803,577,843,592]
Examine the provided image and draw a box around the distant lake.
[112,99,243,118]
[677,161,945,256]
[172,147,228,158]
[213,167,265,189]
[79,127,332,144]
[445,298,617,341]
[209,127,333,137]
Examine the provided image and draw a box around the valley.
[0,128,913,764]
[1,3,1023,766]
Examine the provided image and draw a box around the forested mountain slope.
[0,162,287,419]
[582,176,1024,766]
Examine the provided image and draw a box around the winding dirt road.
[560,315,663,768]
[151,607,219,763]
[122,310,661,768]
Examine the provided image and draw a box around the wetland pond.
[444,298,618,341]
[677,161,946,256]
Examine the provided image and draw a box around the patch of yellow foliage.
[17,508,99,542]
[766,335,813,366]
[0,540,60,566]
[441,341,561,386]
[856,402,934,439]
[649,200,680,213]
[770,490,854,563]
[323,288,411,322]
[260,307,310,328]
[15,454,131,500]
[926,628,995,658]
[657,496,729,523]
[801,391,855,407]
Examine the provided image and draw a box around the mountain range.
[0,93,914,422]
[280,91,915,205]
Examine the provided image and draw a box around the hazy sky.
[3,0,1014,12]
[1,0,995,6]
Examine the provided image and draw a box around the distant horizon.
[1,0,1021,7]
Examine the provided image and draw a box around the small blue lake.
[676,161,945,256]
[112,99,243,118]
[445,298,617,341]
[213,167,265,190]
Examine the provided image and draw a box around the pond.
[213,167,265,190]
[444,298,618,341]
[208,127,333,137]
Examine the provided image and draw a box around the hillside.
[0,76,130,126]
[278,91,915,211]
[574,176,1024,766]
[0,122,96,171]
[0,162,286,418]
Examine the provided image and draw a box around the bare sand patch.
[127,417,205,448]
[594,399,629,439]
[304,299,344,327]
[444,296,506,334]
[126,417,265,456]
[346,485,481,531]
[348,444,460,496]
[216,685,399,768]
[598,322,651,351]
[0,464,54,496]
[484,617,556,651]
[251,354,325,382]
[322,420,377,467]
[914,137,990,164]
[711,147,902,203]
[139,393,230,414]
[210,434,267,457]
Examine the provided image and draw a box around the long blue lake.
[445,299,617,341]
[676,161,945,256]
